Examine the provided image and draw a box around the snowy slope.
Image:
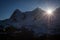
[0,7,60,35]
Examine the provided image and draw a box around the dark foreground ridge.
[0,25,60,40]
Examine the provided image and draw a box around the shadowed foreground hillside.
[0,25,60,40]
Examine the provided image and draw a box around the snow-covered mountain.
[48,7,60,34]
[0,7,60,35]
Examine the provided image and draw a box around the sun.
[44,9,54,18]
[47,10,52,13]
[46,9,53,15]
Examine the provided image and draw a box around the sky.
[0,0,60,20]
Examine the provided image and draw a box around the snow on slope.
[0,7,60,35]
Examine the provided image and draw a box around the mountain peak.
[32,7,44,14]
[12,9,22,15]
[14,9,21,13]
[33,7,41,11]
[56,7,60,11]
[33,7,44,12]
[54,7,60,13]
[10,9,22,19]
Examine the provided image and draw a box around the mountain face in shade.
[0,7,60,35]
[48,7,60,34]
[53,7,60,24]
[54,7,60,32]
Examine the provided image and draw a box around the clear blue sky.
[0,0,60,20]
